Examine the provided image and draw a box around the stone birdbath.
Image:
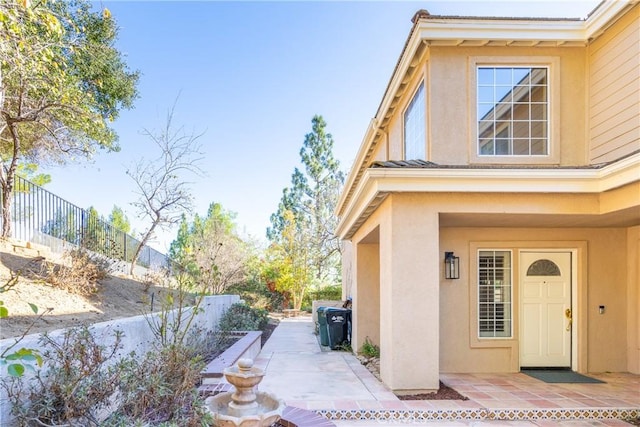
[205,358,285,427]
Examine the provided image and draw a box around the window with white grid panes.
[478,250,512,338]
[477,67,548,156]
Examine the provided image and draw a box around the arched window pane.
[526,259,561,276]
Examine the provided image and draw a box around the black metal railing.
[1,175,169,269]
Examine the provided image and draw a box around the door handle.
[565,308,572,331]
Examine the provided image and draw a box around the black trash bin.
[325,308,351,350]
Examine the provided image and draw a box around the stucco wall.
[344,188,636,377]
[354,240,380,351]
[588,3,640,164]
[337,4,639,391]
[341,240,354,300]
[439,226,629,373]
[349,196,442,392]
[380,46,588,166]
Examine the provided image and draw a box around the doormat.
[521,369,605,384]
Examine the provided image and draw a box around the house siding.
[588,3,640,164]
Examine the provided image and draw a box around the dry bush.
[103,274,214,426]
[2,325,214,427]
[141,268,170,293]
[2,326,124,427]
[107,343,211,426]
[45,248,114,296]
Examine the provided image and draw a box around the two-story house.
[335,1,640,393]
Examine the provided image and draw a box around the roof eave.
[585,0,639,39]
[336,152,640,240]
[417,18,588,44]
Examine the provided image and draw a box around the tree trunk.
[292,288,305,311]
[1,121,20,238]
[1,188,12,238]
[129,220,158,276]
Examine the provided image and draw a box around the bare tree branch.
[127,101,204,276]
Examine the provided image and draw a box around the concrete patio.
[252,315,640,426]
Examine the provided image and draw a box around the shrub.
[0,272,46,378]
[307,284,343,300]
[218,302,268,332]
[102,272,215,426]
[44,248,114,296]
[2,326,124,426]
[302,284,342,311]
[359,337,380,358]
[2,267,220,426]
[107,344,209,427]
[225,278,285,312]
[144,272,202,348]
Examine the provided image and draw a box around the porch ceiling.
[440,206,640,228]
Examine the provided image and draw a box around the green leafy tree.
[226,248,286,311]
[42,207,79,243]
[108,205,130,234]
[15,163,51,188]
[266,210,312,310]
[169,202,248,294]
[169,214,190,263]
[0,0,139,237]
[268,115,344,291]
[81,205,102,250]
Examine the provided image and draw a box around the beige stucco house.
[336,1,640,393]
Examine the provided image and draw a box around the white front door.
[520,252,572,367]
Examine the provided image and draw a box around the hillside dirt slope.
[0,244,177,340]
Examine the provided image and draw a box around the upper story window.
[404,82,425,160]
[477,67,548,157]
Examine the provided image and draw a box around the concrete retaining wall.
[0,294,240,424]
[201,331,263,384]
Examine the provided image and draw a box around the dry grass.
[0,246,188,340]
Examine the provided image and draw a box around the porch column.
[379,200,439,392]
[353,238,381,352]
[629,226,640,374]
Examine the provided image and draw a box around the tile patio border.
[316,407,640,423]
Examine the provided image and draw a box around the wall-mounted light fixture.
[444,251,460,279]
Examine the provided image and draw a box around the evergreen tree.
[108,205,131,234]
[267,115,344,306]
[168,202,248,294]
[82,206,104,252]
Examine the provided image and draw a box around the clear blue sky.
[43,1,599,252]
